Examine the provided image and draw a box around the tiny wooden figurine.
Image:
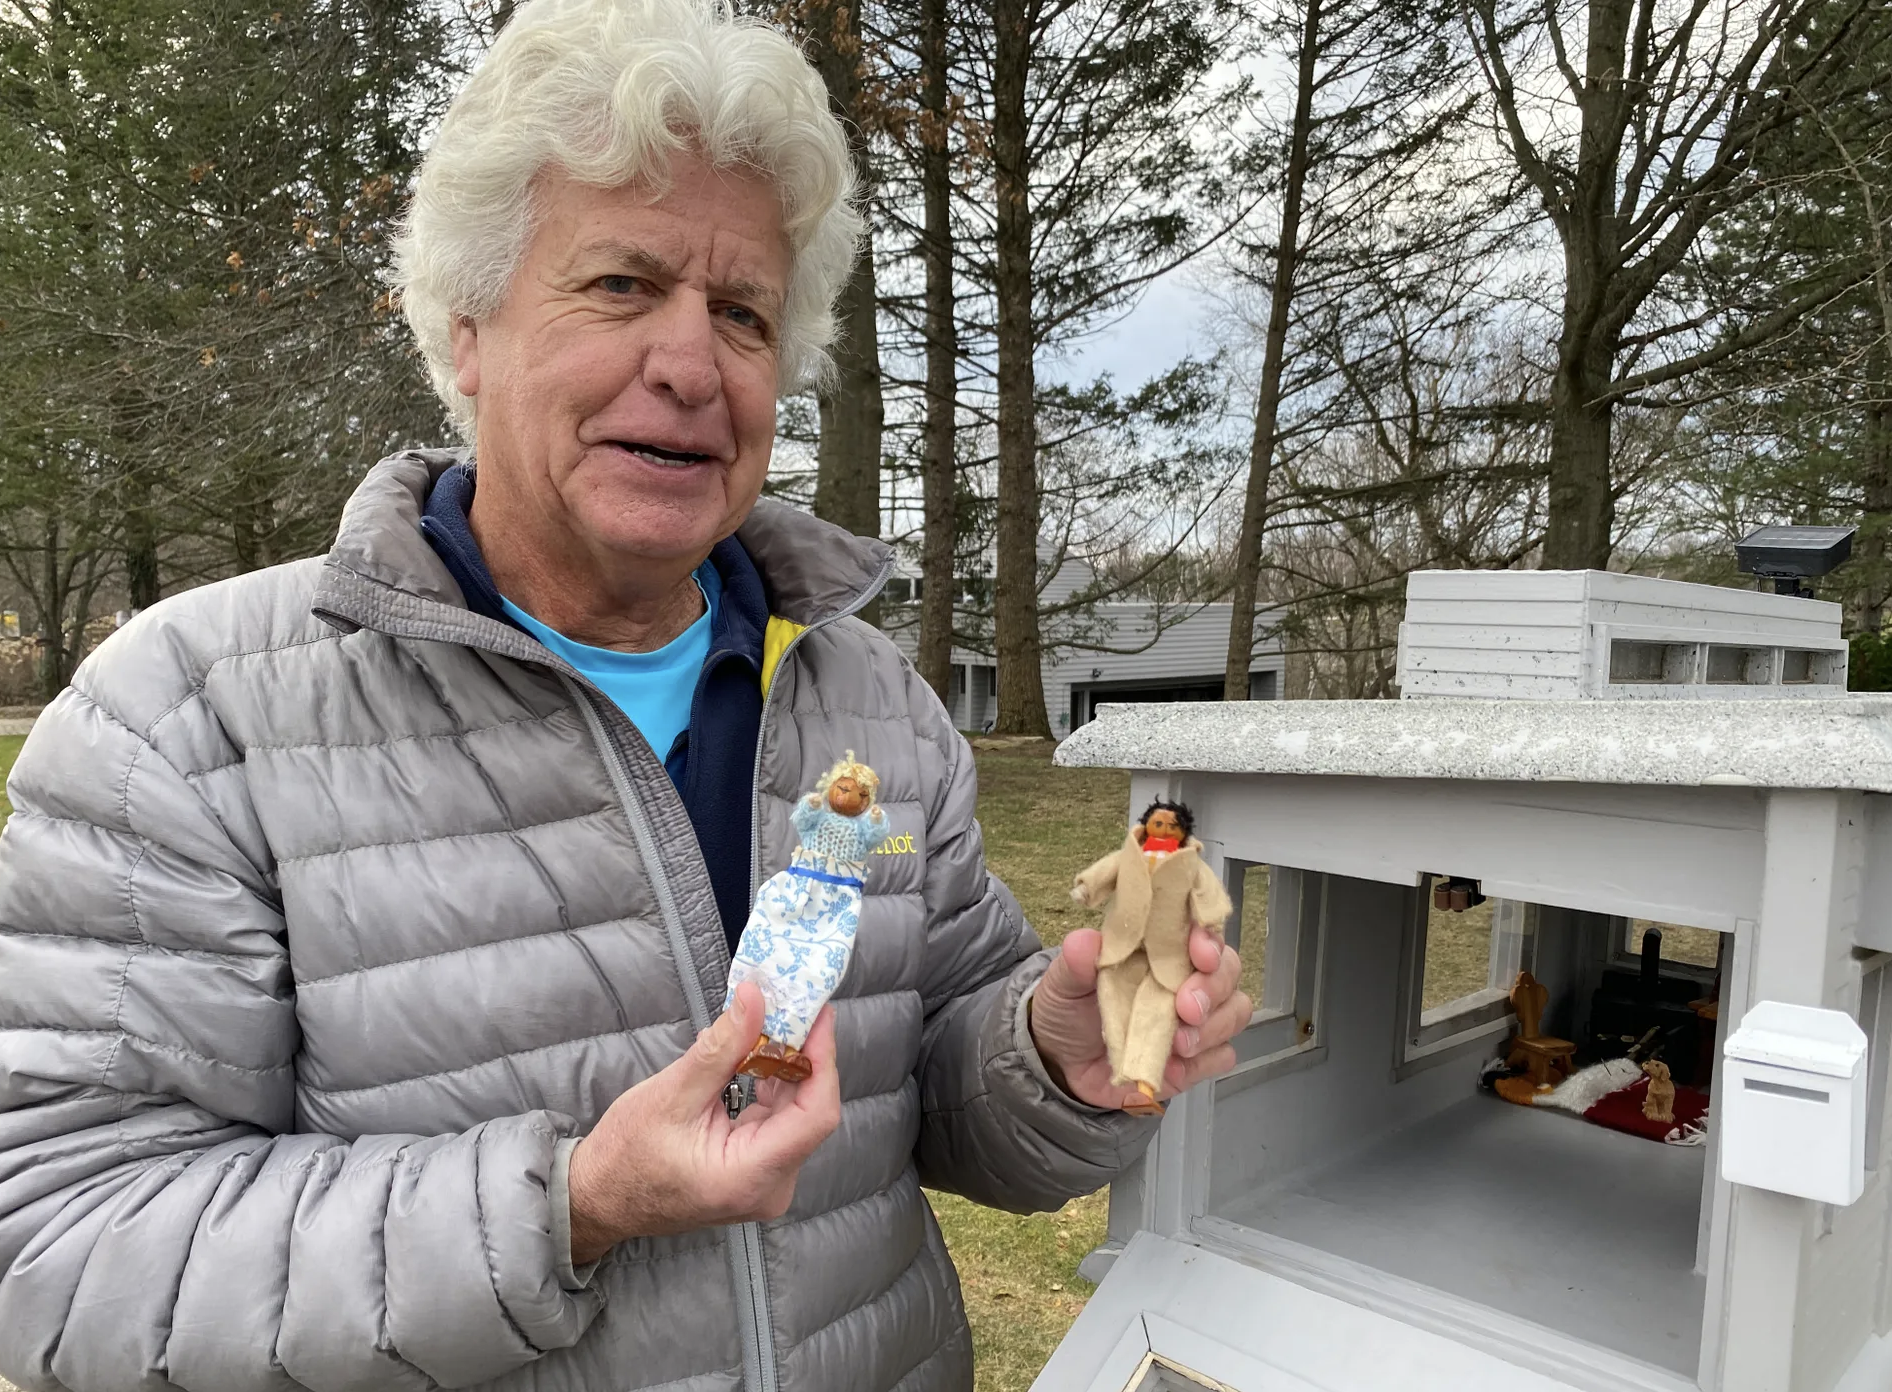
[725,751,885,1082]
[1071,799,1233,1116]
[1642,1059,1676,1125]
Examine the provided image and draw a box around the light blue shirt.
[501,561,721,769]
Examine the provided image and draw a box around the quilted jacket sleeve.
[906,676,1156,1214]
[0,679,603,1392]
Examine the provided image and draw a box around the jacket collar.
[1121,831,1204,871]
[314,449,892,644]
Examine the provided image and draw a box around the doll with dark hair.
[1070,797,1232,1114]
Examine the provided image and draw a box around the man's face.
[1144,808,1184,843]
[451,151,790,569]
[827,776,870,818]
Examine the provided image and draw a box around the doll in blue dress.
[727,751,886,1081]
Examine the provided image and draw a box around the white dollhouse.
[1035,569,1892,1392]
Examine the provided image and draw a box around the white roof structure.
[1054,694,1892,792]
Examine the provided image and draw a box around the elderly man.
[0,0,1249,1388]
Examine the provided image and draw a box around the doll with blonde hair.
[726,751,886,1080]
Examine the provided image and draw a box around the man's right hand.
[566,983,841,1265]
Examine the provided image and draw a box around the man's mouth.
[611,441,715,468]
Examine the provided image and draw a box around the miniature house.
[1035,570,1892,1392]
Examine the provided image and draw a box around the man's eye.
[722,304,766,332]
[598,275,641,295]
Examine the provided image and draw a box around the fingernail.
[1177,1028,1199,1057]
[1191,990,1210,1018]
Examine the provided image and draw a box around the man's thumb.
[1043,929,1102,1000]
[672,984,762,1101]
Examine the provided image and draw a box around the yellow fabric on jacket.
[761,616,806,697]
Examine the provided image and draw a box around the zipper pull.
[723,1077,750,1119]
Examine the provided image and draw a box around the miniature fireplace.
[1033,569,1892,1392]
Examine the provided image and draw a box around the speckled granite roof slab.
[1053,696,1892,792]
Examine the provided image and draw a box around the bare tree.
[914,0,961,702]
[790,0,890,545]
[1465,0,1879,566]
[1220,0,1477,698]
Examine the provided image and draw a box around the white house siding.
[885,598,1285,735]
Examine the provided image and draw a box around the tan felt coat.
[1071,835,1233,1089]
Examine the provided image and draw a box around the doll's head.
[816,750,881,818]
[1138,798,1194,846]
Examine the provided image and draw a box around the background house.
[882,551,1286,735]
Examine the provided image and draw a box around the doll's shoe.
[739,1036,814,1083]
[1122,1082,1166,1117]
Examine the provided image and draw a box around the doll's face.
[826,775,871,817]
[1144,808,1184,843]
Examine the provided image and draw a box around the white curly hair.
[392,0,862,441]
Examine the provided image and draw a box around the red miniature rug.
[1583,1075,1710,1144]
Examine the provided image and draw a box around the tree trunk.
[1540,0,1631,569]
[1542,329,1617,569]
[806,0,886,559]
[124,477,160,610]
[1223,0,1321,700]
[813,249,885,542]
[916,0,960,708]
[1860,398,1890,633]
[990,0,1050,736]
[36,516,69,702]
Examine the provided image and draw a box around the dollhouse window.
[1220,862,1324,1083]
[1393,882,1534,1075]
[1126,1362,1222,1392]
[1616,918,1721,971]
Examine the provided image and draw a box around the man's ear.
[450,315,480,397]
[1131,823,1147,844]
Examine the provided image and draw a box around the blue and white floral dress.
[725,796,885,1049]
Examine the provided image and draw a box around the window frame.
[1215,862,1326,1094]
[1392,884,1536,1078]
[1608,917,1723,985]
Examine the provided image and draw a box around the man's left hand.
[1028,927,1252,1111]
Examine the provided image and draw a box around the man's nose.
[641,290,721,408]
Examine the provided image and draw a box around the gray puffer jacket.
[0,453,1153,1392]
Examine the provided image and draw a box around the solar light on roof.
[1736,524,1856,598]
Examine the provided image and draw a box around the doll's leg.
[1095,953,1146,1086]
[729,893,813,1081]
[1119,975,1178,1113]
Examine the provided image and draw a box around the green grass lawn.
[930,739,1130,1390]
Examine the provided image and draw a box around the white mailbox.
[1722,1000,1870,1205]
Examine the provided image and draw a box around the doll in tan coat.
[1071,799,1234,1115]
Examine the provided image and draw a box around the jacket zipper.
[728,555,894,1392]
[566,684,776,1392]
